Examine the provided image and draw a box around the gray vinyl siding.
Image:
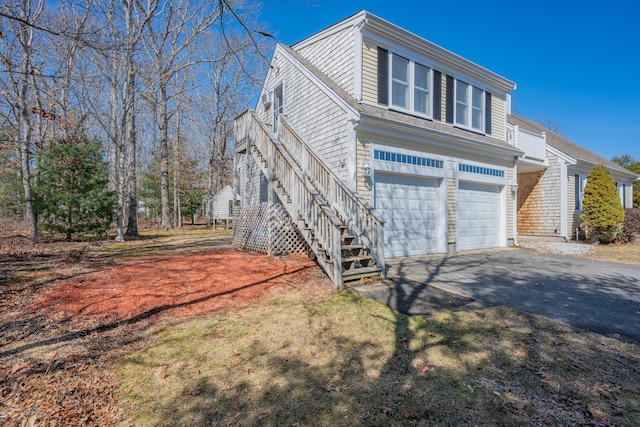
[261,50,351,182]
[296,27,355,97]
[361,37,386,107]
[491,93,507,142]
[237,153,269,206]
[505,167,515,240]
[212,186,235,220]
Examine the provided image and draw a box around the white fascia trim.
[276,45,359,121]
[363,13,516,93]
[292,10,366,50]
[353,21,365,102]
[362,28,508,98]
[359,114,522,162]
[560,160,568,238]
[546,144,576,165]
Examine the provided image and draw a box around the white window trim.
[617,182,626,208]
[576,174,587,211]
[454,78,485,133]
[387,51,433,119]
[272,82,284,133]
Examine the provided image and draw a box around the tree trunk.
[17,7,38,242]
[125,72,138,236]
[159,80,171,228]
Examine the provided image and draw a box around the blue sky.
[257,0,640,162]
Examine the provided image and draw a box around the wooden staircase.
[234,110,385,286]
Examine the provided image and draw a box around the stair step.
[341,244,364,251]
[342,255,373,270]
[341,235,354,245]
[341,245,364,256]
[342,266,382,282]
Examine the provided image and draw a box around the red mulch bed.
[34,248,331,322]
[1,245,332,426]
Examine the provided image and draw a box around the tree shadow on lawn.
[119,255,640,426]
[130,288,640,426]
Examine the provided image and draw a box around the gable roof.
[213,185,236,201]
[282,44,521,158]
[507,114,638,179]
[292,10,516,94]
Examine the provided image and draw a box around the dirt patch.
[0,231,332,425]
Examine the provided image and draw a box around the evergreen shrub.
[580,165,625,243]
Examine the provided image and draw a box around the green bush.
[580,165,625,243]
[34,136,116,239]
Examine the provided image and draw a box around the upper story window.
[455,80,485,132]
[273,83,284,132]
[391,55,409,109]
[377,47,493,134]
[378,48,432,118]
[414,64,430,115]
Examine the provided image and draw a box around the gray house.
[507,114,636,240]
[233,10,636,286]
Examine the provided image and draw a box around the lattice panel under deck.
[233,203,309,256]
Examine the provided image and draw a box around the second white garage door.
[374,173,442,258]
[457,182,501,251]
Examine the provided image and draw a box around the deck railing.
[278,115,385,271]
[507,124,546,162]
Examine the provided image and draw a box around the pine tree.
[580,165,625,243]
[34,136,116,239]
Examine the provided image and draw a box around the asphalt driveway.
[355,248,640,343]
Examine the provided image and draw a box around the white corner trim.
[276,45,359,121]
[292,10,366,50]
[353,21,365,103]
[560,161,568,238]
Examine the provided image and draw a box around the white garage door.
[457,182,501,251]
[375,173,441,258]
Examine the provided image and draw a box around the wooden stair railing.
[277,115,385,274]
[235,110,384,286]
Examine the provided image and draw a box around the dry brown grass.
[586,240,640,265]
[118,291,640,426]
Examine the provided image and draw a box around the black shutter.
[485,92,492,134]
[433,70,442,120]
[377,47,388,105]
[445,74,454,123]
[575,174,580,210]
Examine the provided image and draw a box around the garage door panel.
[375,174,441,258]
[458,182,501,251]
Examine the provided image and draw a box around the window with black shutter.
[485,92,492,134]
[445,74,454,123]
[433,70,442,120]
[377,47,388,105]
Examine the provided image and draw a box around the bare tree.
[141,0,222,228]
[536,116,565,135]
[192,29,270,226]
[1,0,46,241]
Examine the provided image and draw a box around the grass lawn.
[589,239,640,264]
[118,290,640,426]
